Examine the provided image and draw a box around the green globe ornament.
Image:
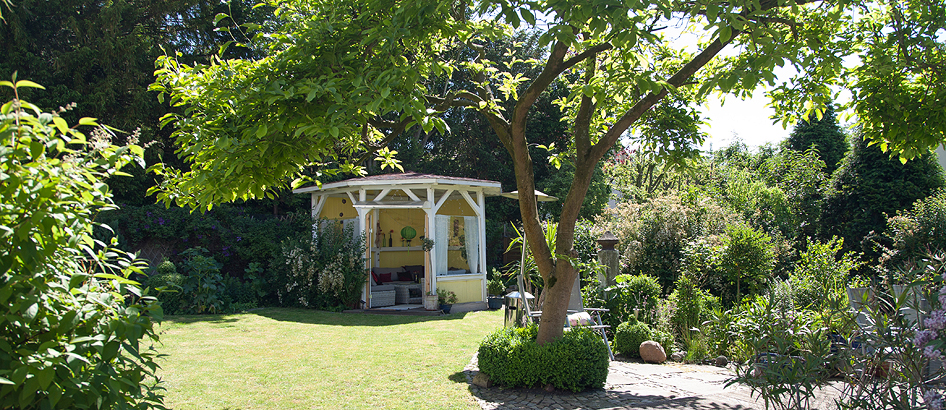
[400,226,417,240]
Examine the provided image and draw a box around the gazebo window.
[434,215,479,276]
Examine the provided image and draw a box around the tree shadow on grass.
[162,315,241,325]
[249,307,471,327]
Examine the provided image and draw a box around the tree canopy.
[151,0,946,343]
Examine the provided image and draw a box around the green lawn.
[154,308,502,409]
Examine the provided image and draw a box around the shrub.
[604,274,662,328]
[789,237,860,311]
[0,87,163,408]
[670,274,720,337]
[148,258,184,315]
[179,247,226,314]
[598,194,738,291]
[478,325,608,392]
[614,321,652,358]
[271,220,366,310]
[880,188,946,273]
[718,223,774,305]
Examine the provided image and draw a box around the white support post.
[478,190,487,302]
[312,194,327,220]
[427,187,437,294]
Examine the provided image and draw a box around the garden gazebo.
[293,173,502,310]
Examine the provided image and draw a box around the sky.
[700,93,792,152]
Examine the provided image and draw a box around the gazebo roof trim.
[292,172,502,194]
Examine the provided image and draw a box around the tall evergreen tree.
[820,128,945,270]
[784,104,849,174]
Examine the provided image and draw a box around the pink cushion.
[567,312,593,327]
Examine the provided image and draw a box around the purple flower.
[925,390,943,410]
[236,236,242,242]
[939,286,946,307]
[924,345,943,361]
[158,217,165,226]
[926,310,946,331]
[916,329,937,347]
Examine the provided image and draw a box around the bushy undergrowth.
[1,89,163,408]
[602,274,661,328]
[478,325,609,392]
[614,320,672,359]
[270,221,366,310]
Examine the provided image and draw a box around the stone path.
[464,354,843,409]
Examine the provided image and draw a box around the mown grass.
[155,308,503,409]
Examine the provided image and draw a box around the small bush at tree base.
[478,325,608,392]
[614,321,653,358]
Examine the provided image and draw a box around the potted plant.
[438,289,457,314]
[424,291,439,311]
[487,274,505,310]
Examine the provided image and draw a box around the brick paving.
[464,353,843,409]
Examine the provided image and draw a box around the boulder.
[715,355,729,367]
[472,372,492,388]
[640,340,667,364]
[670,352,685,362]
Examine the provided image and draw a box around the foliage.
[820,128,945,271]
[177,247,225,314]
[97,203,311,280]
[487,274,505,296]
[783,104,848,174]
[271,221,366,310]
[599,194,737,291]
[437,289,458,305]
[880,189,946,274]
[614,321,651,359]
[719,223,774,305]
[0,0,271,204]
[148,259,185,315]
[603,274,662,329]
[789,237,861,311]
[477,324,608,392]
[0,84,163,408]
[670,274,721,338]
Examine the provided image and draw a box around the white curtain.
[464,216,479,274]
[435,215,449,276]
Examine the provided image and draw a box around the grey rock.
[715,355,729,367]
[670,352,685,362]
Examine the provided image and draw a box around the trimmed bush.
[478,325,609,392]
[614,321,652,358]
[148,258,184,314]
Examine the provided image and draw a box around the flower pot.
[440,303,452,314]
[424,294,439,311]
[487,296,503,310]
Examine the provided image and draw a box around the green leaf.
[78,117,98,126]
[329,126,339,137]
[214,13,230,25]
[0,377,13,385]
[52,117,69,134]
[520,8,536,26]
[256,124,268,138]
[719,26,732,43]
[14,80,44,89]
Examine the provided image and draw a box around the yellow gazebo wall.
[437,279,482,304]
[320,197,357,220]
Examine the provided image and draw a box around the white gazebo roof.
[292,172,503,195]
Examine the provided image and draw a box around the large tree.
[151,0,946,344]
[784,104,848,174]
